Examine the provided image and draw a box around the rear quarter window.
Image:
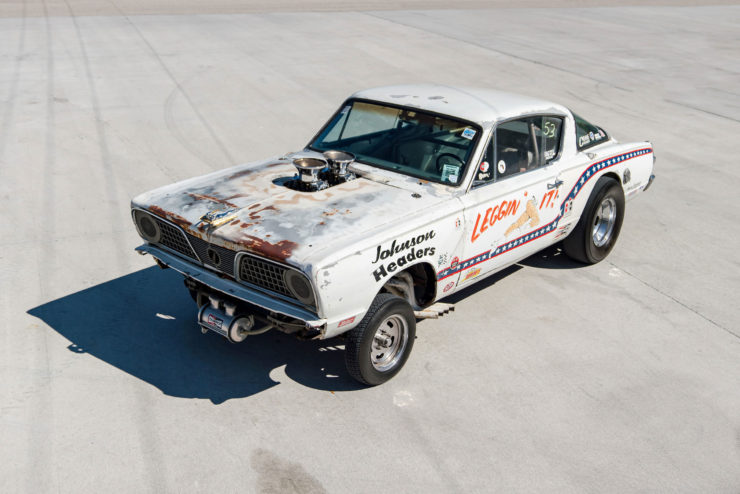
[572,112,608,150]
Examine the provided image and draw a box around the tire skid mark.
[0,0,26,169]
[57,1,169,489]
[163,78,224,170]
[28,2,54,491]
[61,0,125,271]
[114,3,236,170]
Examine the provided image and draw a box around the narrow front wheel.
[345,293,416,385]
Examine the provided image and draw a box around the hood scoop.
[284,150,357,192]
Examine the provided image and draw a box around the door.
[453,115,566,286]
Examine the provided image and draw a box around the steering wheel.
[436,153,464,173]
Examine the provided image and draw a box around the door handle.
[547,179,563,190]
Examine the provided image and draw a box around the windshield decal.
[461,128,476,140]
[441,164,460,184]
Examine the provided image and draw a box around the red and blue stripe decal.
[437,147,653,281]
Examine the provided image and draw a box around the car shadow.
[518,243,585,270]
[28,246,583,403]
[27,266,362,404]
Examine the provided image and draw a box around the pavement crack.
[364,11,633,92]
[113,3,237,169]
[608,261,739,341]
[663,99,740,123]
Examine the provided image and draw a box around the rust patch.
[228,160,285,180]
[322,208,352,217]
[248,203,261,210]
[227,168,258,180]
[240,222,254,229]
[187,192,238,208]
[148,205,191,228]
[225,193,248,201]
[240,235,298,262]
[248,205,277,221]
[318,221,326,226]
[230,219,240,226]
[273,192,328,206]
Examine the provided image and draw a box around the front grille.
[239,255,292,298]
[153,217,198,261]
[187,235,236,277]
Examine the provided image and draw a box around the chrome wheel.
[592,197,617,248]
[370,314,408,372]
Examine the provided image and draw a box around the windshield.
[310,100,481,186]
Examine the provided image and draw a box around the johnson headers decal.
[372,230,436,282]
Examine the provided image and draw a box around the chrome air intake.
[288,157,329,192]
[323,150,356,183]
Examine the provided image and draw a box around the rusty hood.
[131,157,453,268]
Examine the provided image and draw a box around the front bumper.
[136,244,326,329]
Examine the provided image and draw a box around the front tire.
[345,293,416,386]
[563,176,625,264]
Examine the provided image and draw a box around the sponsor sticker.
[497,160,507,174]
[208,314,223,329]
[461,267,481,283]
[338,317,355,328]
[563,199,573,217]
[461,128,476,140]
[443,282,455,293]
[479,161,490,173]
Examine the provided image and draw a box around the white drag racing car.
[131,84,655,385]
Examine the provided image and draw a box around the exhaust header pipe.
[198,295,272,343]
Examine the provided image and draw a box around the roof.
[351,84,569,127]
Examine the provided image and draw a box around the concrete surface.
[1,1,739,492]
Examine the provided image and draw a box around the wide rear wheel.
[563,176,625,264]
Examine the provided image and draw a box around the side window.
[543,116,563,162]
[495,117,543,179]
[472,115,564,189]
[473,135,496,185]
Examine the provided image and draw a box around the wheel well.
[380,262,437,309]
[602,171,622,188]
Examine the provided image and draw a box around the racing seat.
[497,148,522,178]
[397,139,436,173]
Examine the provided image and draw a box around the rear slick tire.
[563,176,624,264]
[345,293,416,386]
